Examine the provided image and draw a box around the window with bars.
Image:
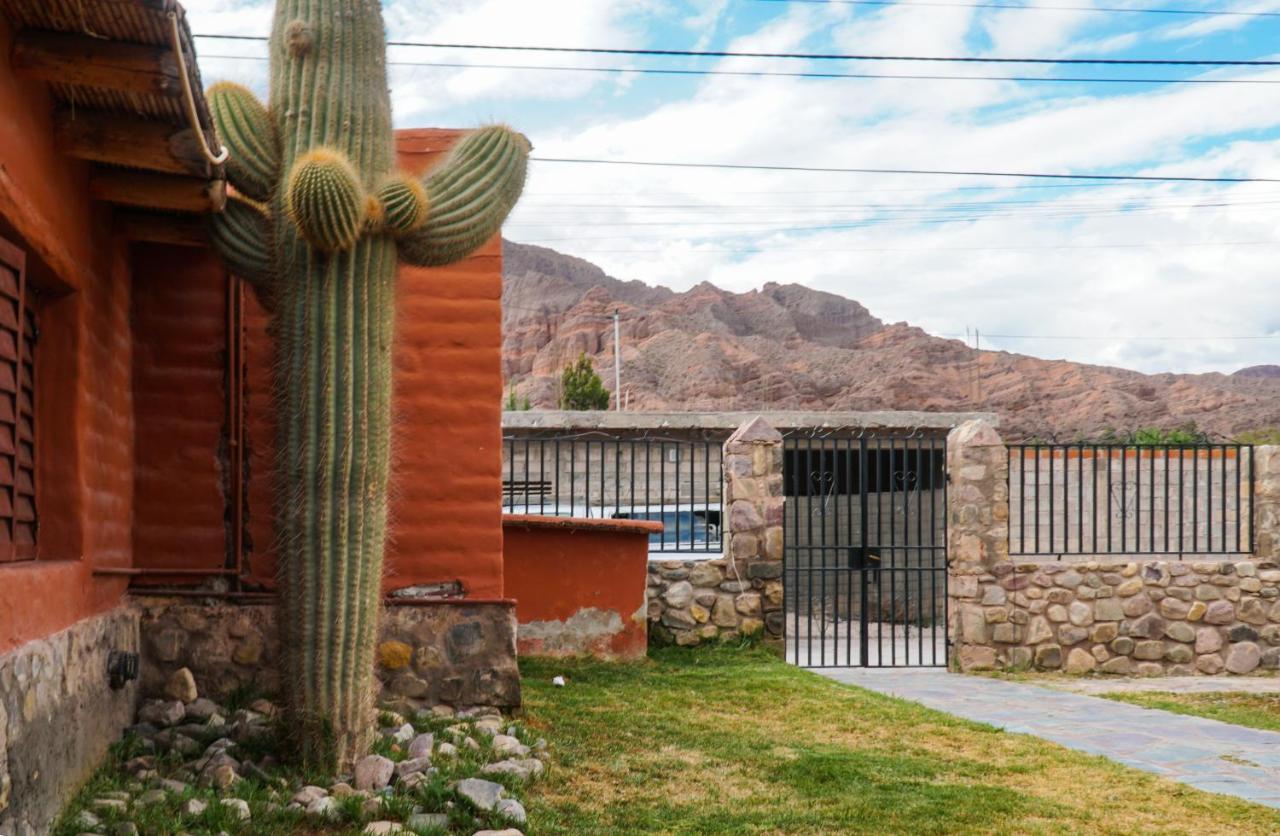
[0,237,36,563]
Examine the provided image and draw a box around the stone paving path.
[819,668,1280,809]
[1033,674,1280,696]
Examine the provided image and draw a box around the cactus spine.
[205,0,528,770]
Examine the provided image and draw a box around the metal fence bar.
[1008,443,1253,556]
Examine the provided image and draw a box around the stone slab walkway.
[1032,674,1280,696]
[819,668,1280,809]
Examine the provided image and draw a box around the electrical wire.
[751,0,1280,17]
[192,33,1280,66]
[196,52,1280,85]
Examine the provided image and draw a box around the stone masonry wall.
[136,598,520,714]
[0,608,139,836]
[950,421,1280,675]
[647,417,784,647]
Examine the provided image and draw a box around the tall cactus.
[205,0,528,770]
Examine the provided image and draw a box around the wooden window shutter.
[0,236,35,562]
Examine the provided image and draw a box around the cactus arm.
[207,82,280,203]
[208,196,276,311]
[284,148,368,253]
[395,125,530,267]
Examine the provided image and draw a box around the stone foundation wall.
[135,598,520,713]
[646,418,784,647]
[949,420,1280,675]
[956,559,1280,674]
[0,608,139,836]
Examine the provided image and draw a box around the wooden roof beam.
[90,170,226,214]
[11,30,182,98]
[54,110,216,178]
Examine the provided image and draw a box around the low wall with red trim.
[502,515,658,660]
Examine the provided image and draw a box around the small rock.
[473,830,524,836]
[184,698,221,722]
[1226,642,1262,674]
[481,758,545,782]
[398,769,437,791]
[395,756,432,778]
[496,797,528,824]
[379,709,408,728]
[292,785,328,806]
[220,798,251,821]
[307,795,340,820]
[491,735,531,758]
[383,722,415,744]
[431,704,456,718]
[180,798,207,816]
[354,754,395,791]
[111,824,139,836]
[408,812,450,830]
[170,735,201,757]
[138,700,186,728]
[462,737,481,752]
[362,797,384,815]
[204,764,239,790]
[90,798,129,814]
[248,698,278,718]
[165,668,199,704]
[456,777,506,811]
[135,789,166,807]
[329,782,358,798]
[158,778,189,794]
[364,823,403,835]
[74,810,102,829]
[436,741,459,758]
[408,732,435,760]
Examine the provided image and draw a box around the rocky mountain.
[501,240,1280,441]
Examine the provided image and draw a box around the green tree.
[559,353,611,410]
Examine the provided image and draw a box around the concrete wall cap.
[949,419,1004,448]
[727,416,782,444]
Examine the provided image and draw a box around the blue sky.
[184,0,1280,375]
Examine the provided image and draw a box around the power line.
[752,0,1280,17]
[192,33,1280,66]
[197,52,1280,85]
[944,331,1280,340]
[529,156,1280,183]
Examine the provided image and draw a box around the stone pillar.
[946,419,1009,671]
[724,417,785,645]
[1253,445,1280,560]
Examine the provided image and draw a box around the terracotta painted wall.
[243,128,508,598]
[131,246,229,577]
[502,516,658,659]
[0,18,132,654]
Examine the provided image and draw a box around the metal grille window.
[1008,445,1253,557]
[0,237,36,562]
[502,434,723,554]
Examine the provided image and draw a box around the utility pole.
[613,308,622,411]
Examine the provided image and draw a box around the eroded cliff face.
[501,241,1280,440]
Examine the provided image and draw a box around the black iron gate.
[783,433,948,667]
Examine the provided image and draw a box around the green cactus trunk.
[270,0,394,769]
[207,0,528,771]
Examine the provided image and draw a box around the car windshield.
[614,509,715,548]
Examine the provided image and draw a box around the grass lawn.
[1101,691,1280,734]
[519,646,1280,835]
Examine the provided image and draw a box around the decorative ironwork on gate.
[783,432,948,668]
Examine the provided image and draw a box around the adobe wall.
[0,15,133,654]
[502,515,656,659]
[949,420,1280,675]
[241,129,507,597]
